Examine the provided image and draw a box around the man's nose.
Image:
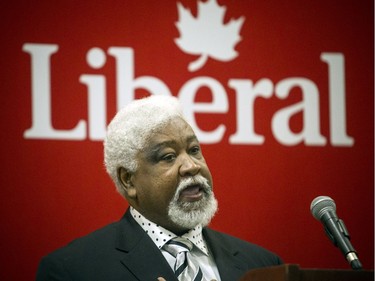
[179,154,201,176]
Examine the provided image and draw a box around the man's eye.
[190,146,201,155]
[161,154,176,162]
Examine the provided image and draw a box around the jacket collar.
[115,209,178,281]
[115,209,247,281]
[203,227,249,281]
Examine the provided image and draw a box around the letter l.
[321,53,354,146]
[23,43,86,140]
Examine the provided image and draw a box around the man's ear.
[118,167,137,199]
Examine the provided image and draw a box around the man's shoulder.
[46,220,121,259]
[36,214,145,280]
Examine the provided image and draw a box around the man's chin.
[168,196,218,229]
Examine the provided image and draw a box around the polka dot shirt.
[130,206,209,256]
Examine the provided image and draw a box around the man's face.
[126,117,215,234]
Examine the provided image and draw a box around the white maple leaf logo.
[175,0,245,72]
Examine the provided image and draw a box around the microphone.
[310,196,362,270]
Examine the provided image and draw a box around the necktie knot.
[164,237,193,257]
[163,237,204,281]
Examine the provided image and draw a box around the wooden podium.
[239,264,374,281]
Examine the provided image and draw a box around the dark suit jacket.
[36,209,282,281]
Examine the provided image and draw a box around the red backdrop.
[1,0,373,280]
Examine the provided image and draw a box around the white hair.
[104,95,185,197]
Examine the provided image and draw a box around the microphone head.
[310,196,336,220]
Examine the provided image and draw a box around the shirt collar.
[130,207,209,255]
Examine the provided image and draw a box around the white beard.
[167,175,218,229]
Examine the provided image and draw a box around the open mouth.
[179,184,204,201]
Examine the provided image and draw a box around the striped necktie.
[163,237,205,281]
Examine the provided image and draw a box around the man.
[36,95,282,281]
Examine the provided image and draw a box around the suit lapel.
[114,210,247,281]
[203,228,248,281]
[115,210,178,281]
